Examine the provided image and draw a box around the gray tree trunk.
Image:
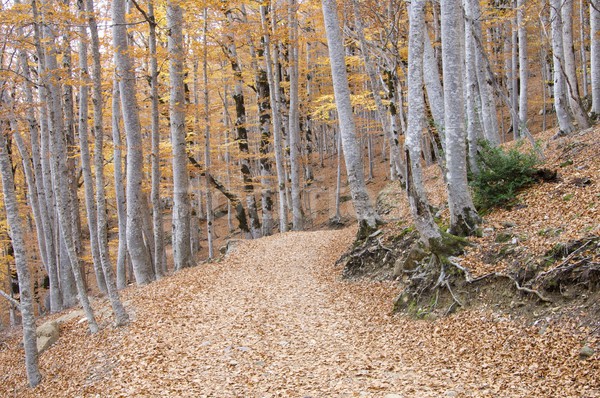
[30,0,62,312]
[550,0,576,134]
[467,0,500,145]
[562,0,591,128]
[167,0,194,270]
[148,0,166,277]
[83,0,130,325]
[112,0,155,284]
[321,0,378,231]
[261,3,288,233]
[0,131,42,388]
[111,81,128,288]
[203,8,214,258]
[441,0,480,236]
[423,30,446,144]
[590,0,600,114]
[405,0,442,246]
[288,0,303,231]
[77,0,107,294]
[464,1,482,175]
[518,0,528,134]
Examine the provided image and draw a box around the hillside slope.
[0,227,598,397]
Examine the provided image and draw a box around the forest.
[0,0,598,393]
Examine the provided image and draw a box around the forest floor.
[1,226,599,397]
[0,124,599,396]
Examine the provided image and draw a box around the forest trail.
[4,227,599,397]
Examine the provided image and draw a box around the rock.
[445,391,458,397]
[384,394,404,398]
[220,239,244,256]
[579,345,595,359]
[482,227,495,237]
[36,321,59,354]
[393,243,427,277]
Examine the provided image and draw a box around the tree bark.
[168,0,194,270]
[112,0,155,283]
[148,0,166,277]
[561,0,590,128]
[550,0,576,134]
[441,0,480,236]
[591,0,600,114]
[0,129,42,388]
[405,0,442,246]
[321,0,378,231]
[518,0,528,134]
[261,3,288,233]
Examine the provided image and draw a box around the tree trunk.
[261,3,288,233]
[0,131,42,388]
[77,0,107,294]
[562,0,590,128]
[148,0,166,277]
[111,81,128,288]
[442,0,480,236]
[590,0,600,114]
[31,0,62,312]
[467,0,500,145]
[203,8,214,258]
[112,0,155,284]
[405,0,442,246]
[321,0,378,231]
[224,8,262,239]
[518,0,528,134]
[550,0,576,134]
[423,29,446,144]
[288,0,304,231]
[167,0,194,270]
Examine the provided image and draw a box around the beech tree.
[440,0,481,236]
[168,0,194,270]
[113,0,155,284]
[321,0,378,231]
[0,125,41,387]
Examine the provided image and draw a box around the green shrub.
[469,141,539,211]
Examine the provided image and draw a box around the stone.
[579,345,595,359]
[384,394,404,398]
[220,239,244,256]
[445,391,458,397]
[36,321,59,354]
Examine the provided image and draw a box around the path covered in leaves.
[2,228,599,397]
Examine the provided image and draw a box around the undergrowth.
[470,140,539,211]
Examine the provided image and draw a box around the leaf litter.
[0,225,598,397]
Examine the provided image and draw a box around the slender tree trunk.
[352,0,404,177]
[423,30,446,143]
[288,0,303,230]
[467,0,500,145]
[148,1,166,277]
[112,0,154,283]
[0,131,42,388]
[405,0,442,246]
[580,0,589,98]
[77,0,107,294]
[261,4,288,233]
[518,0,528,134]
[203,8,214,258]
[464,1,482,174]
[591,0,600,114]
[31,0,62,312]
[167,0,194,270]
[550,0,577,134]
[441,0,480,236]
[111,81,128,288]
[224,7,262,239]
[562,0,591,128]
[321,0,378,232]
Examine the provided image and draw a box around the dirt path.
[2,228,599,397]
